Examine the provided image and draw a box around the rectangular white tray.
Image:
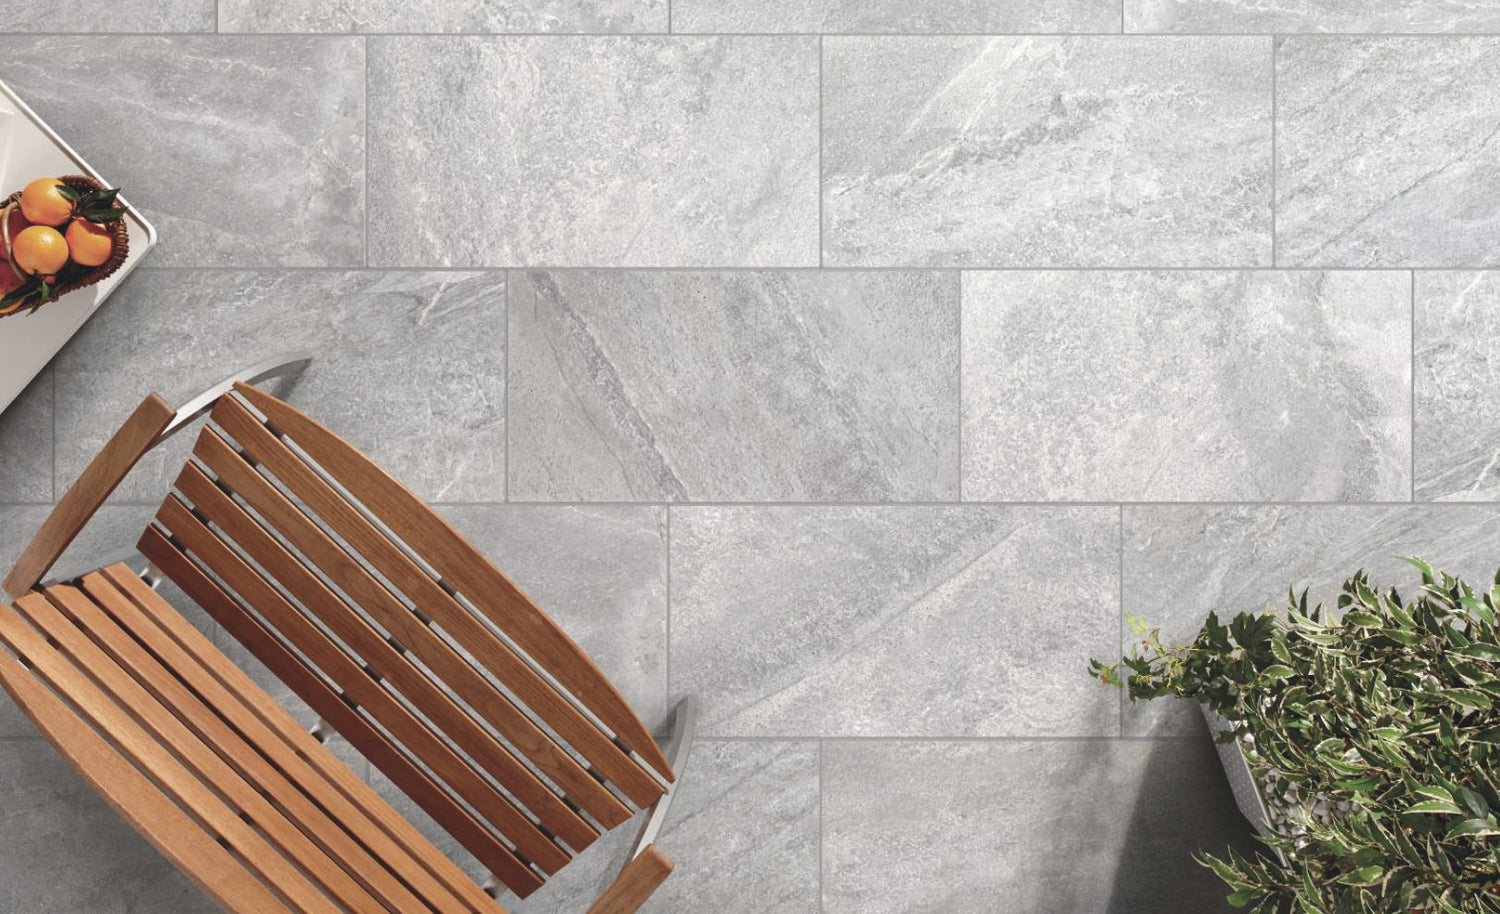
[0,79,158,415]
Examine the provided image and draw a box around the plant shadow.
[1107,705,1265,913]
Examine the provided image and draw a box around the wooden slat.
[0,598,340,914]
[586,847,675,914]
[194,425,611,845]
[212,401,652,817]
[0,611,294,914]
[65,572,435,914]
[140,519,548,899]
[168,467,576,873]
[231,384,673,780]
[4,393,174,598]
[101,563,506,914]
[17,587,390,914]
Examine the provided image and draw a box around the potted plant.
[1091,558,1500,913]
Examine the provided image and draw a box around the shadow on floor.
[1107,709,1264,913]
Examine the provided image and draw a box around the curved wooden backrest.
[138,384,670,900]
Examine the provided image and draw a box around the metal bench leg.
[626,695,697,864]
[159,352,314,443]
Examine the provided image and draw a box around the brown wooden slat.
[0,598,340,914]
[4,393,174,599]
[168,467,576,873]
[231,384,673,780]
[587,847,675,914]
[17,587,390,914]
[0,610,294,914]
[101,563,507,914]
[194,425,611,844]
[64,572,435,914]
[140,518,548,899]
[212,401,652,817]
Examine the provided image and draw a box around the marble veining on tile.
[1128,0,1500,32]
[51,270,506,504]
[1416,272,1500,500]
[509,270,958,501]
[368,37,819,267]
[822,739,1257,913]
[672,0,1120,33]
[822,36,1273,267]
[0,37,364,267]
[670,506,1119,737]
[1123,504,1500,736]
[1277,38,1500,267]
[962,270,1412,501]
[219,0,667,32]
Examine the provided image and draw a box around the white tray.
[0,79,158,415]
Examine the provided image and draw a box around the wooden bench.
[0,356,694,913]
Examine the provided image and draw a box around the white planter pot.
[1202,704,1276,836]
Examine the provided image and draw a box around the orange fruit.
[19,178,73,226]
[65,218,113,267]
[11,225,69,276]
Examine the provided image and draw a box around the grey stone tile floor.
[2,2,1500,911]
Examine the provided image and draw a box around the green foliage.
[1092,560,1500,913]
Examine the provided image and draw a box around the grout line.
[697,734,1204,742]
[818,739,826,914]
[364,36,371,268]
[214,0,220,32]
[81,498,1500,508]
[956,271,964,499]
[1118,504,1125,737]
[1411,270,1417,501]
[504,270,511,502]
[16,30,1500,37]
[666,0,672,33]
[125,264,1476,274]
[818,35,824,269]
[1270,34,1277,267]
[665,506,673,709]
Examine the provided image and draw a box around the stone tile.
[823,37,1272,268]
[0,740,218,914]
[0,37,363,267]
[670,506,1119,737]
[438,504,669,726]
[509,270,958,502]
[1122,504,1500,736]
[962,270,1411,501]
[672,0,1119,33]
[0,0,213,31]
[0,371,51,504]
[53,269,506,504]
[1416,271,1500,500]
[1128,0,1500,31]
[220,0,667,31]
[823,737,1257,914]
[0,504,216,738]
[506,741,820,913]
[1277,38,1500,267]
[367,38,819,267]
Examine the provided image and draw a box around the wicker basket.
[0,174,130,319]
